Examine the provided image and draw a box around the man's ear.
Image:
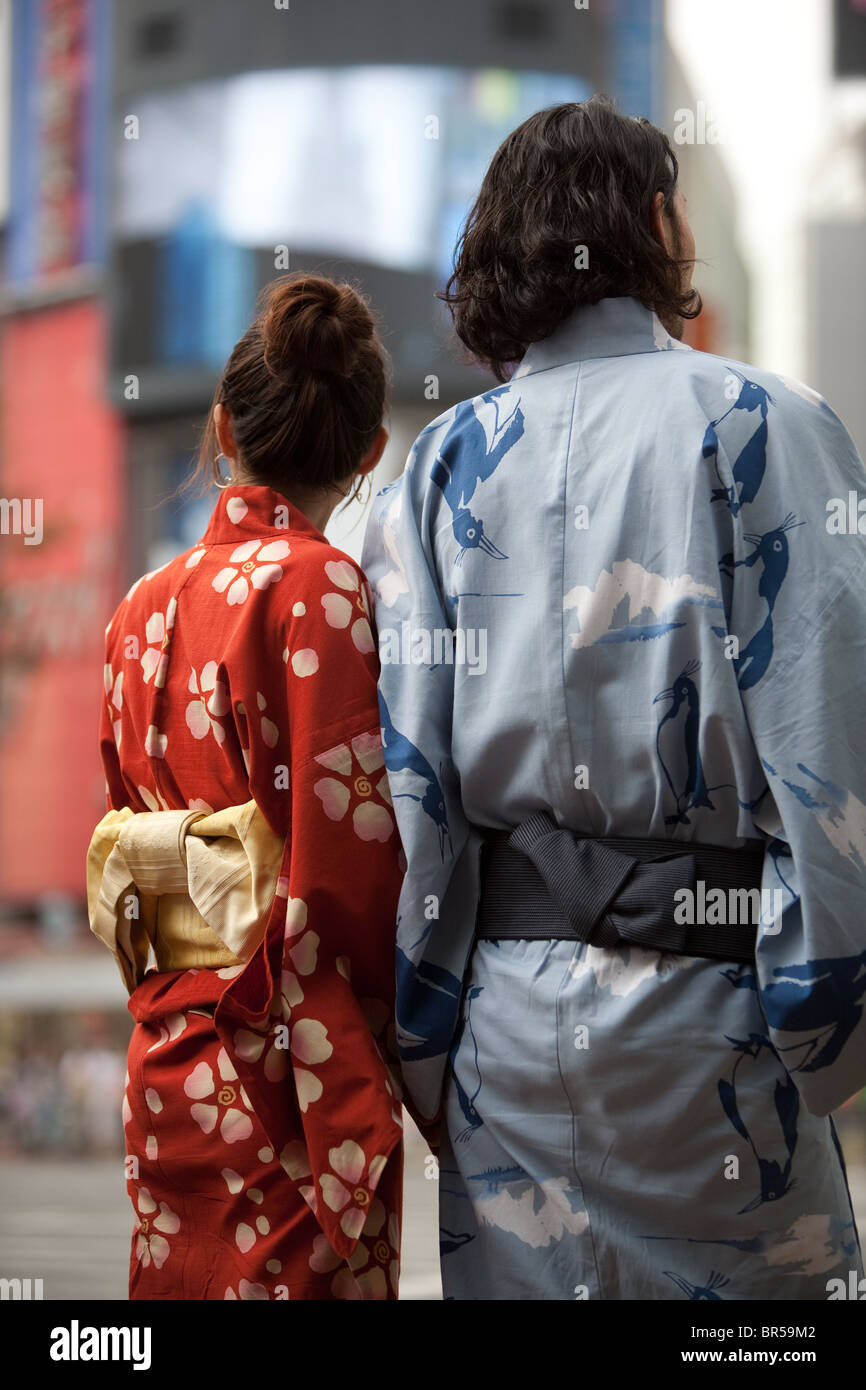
[649,190,675,256]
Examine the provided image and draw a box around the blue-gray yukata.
[360,295,866,1300]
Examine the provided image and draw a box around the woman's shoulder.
[104,552,185,643]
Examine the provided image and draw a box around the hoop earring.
[214,452,232,490]
[352,474,373,507]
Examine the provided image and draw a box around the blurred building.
[662,45,750,362]
[0,0,120,920]
[804,1,866,458]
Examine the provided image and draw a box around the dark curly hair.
[439,95,701,381]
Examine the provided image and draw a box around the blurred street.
[0,1116,443,1301]
[2,1115,865,1301]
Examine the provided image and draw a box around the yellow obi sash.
[86,800,284,995]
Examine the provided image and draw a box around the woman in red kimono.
[92,275,405,1299]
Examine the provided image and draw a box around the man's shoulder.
[675,346,840,432]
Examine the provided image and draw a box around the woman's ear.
[357,425,389,477]
[214,403,237,462]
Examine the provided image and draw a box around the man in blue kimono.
[361,95,865,1299]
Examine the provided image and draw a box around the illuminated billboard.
[110,65,589,400]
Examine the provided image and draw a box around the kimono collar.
[199,483,329,547]
[512,295,692,379]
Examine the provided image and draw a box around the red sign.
[37,0,89,274]
[0,300,123,900]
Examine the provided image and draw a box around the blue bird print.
[702,373,774,515]
[718,1032,799,1212]
[439,1227,476,1256]
[723,950,866,1076]
[447,984,485,1143]
[715,514,804,690]
[767,837,796,900]
[430,387,524,564]
[664,1269,730,1300]
[396,947,465,1062]
[648,1216,859,1273]
[654,659,716,825]
[379,692,451,857]
[466,1164,531,1193]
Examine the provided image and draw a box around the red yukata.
[99,483,406,1300]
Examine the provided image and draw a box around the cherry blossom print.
[215,963,245,980]
[183,1048,255,1143]
[233,1024,290,1085]
[224,1279,270,1300]
[279,1141,312,1182]
[185,547,206,568]
[211,539,290,606]
[144,724,168,758]
[141,598,177,687]
[278,896,320,981]
[327,1191,399,1299]
[307,1203,396,1300]
[226,496,248,525]
[234,1211,272,1256]
[104,664,123,748]
[330,1264,389,1300]
[186,662,230,745]
[132,1186,180,1270]
[319,1141,389,1242]
[290,1017,333,1067]
[221,1168,244,1195]
[236,693,280,757]
[312,731,394,842]
[293,1066,324,1113]
[283,643,319,677]
[255,691,279,748]
[321,558,375,654]
[146,1012,187,1054]
[137,783,169,811]
[280,969,304,1016]
[309,1232,343,1276]
[289,931,319,977]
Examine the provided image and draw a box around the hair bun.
[261,274,375,378]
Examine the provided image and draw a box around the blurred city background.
[1,0,865,1300]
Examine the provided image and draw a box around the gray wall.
[806,220,866,459]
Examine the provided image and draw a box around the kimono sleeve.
[726,388,866,1116]
[280,549,405,1023]
[99,600,129,812]
[361,422,484,1124]
[220,549,406,1261]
